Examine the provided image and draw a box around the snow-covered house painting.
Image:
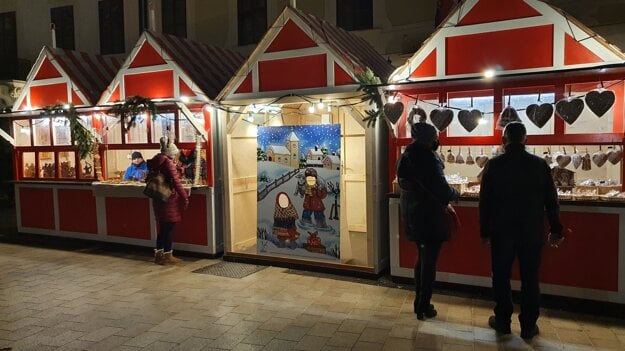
[257,125,341,261]
[306,147,324,160]
[323,155,340,170]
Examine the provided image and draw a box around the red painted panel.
[259,54,327,92]
[446,25,554,76]
[564,34,603,65]
[30,83,68,108]
[173,194,208,245]
[334,63,354,86]
[458,0,541,26]
[71,90,85,105]
[235,73,253,94]
[19,187,55,229]
[612,82,624,133]
[411,49,437,78]
[398,206,620,291]
[129,42,167,68]
[203,107,214,187]
[58,189,97,234]
[18,97,28,110]
[124,70,174,99]
[105,197,151,239]
[179,78,195,97]
[108,84,120,103]
[35,57,62,80]
[266,19,318,53]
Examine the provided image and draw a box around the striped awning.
[47,47,123,105]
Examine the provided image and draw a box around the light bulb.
[308,104,315,113]
[479,118,488,125]
[327,105,332,112]
[180,96,190,103]
[483,69,495,78]
[317,100,324,109]
[20,127,30,134]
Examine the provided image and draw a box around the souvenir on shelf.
[592,146,608,167]
[455,148,464,164]
[466,148,475,165]
[607,145,623,165]
[582,148,592,171]
[571,147,583,169]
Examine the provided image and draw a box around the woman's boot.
[162,250,182,265]
[154,249,164,264]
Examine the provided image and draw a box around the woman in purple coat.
[148,137,189,265]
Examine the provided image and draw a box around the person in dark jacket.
[397,122,459,320]
[148,137,190,265]
[479,122,565,339]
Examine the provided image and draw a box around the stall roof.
[390,0,625,83]
[12,46,123,111]
[99,30,246,104]
[219,6,394,101]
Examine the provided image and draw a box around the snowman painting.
[295,168,328,229]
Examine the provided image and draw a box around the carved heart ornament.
[556,153,571,168]
[592,149,608,167]
[607,147,623,165]
[383,102,404,124]
[555,98,584,125]
[498,106,521,129]
[585,90,615,118]
[408,107,427,124]
[458,109,482,132]
[476,149,489,168]
[430,108,454,132]
[571,153,582,169]
[526,103,553,128]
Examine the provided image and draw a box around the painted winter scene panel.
[257,125,341,261]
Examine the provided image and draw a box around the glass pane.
[504,93,555,135]
[151,113,174,143]
[33,118,51,146]
[59,151,76,178]
[564,81,618,135]
[79,154,95,179]
[125,115,148,144]
[39,152,56,178]
[22,152,36,178]
[179,112,203,143]
[13,119,31,146]
[53,117,71,145]
[104,115,122,144]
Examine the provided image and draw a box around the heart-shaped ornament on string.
[526,103,553,128]
[408,107,427,124]
[430,108,454,132]
[383,102,404,124]
[498,106,521,128]
[458,109,482,132]
[592,147,608,167]
[475,149,489,168]
[571,148,582,169]
[585,90,615,117]
[607,146,622,165]
[556,149,571,168]
[555,98,584,125]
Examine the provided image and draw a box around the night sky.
[257,125,341,156]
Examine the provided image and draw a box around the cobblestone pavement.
[1,206,625,350]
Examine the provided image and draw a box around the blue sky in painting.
[257,125,341,156]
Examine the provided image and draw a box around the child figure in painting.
[272,192,300,249]
[296,168,328,228]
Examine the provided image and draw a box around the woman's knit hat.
[160,137,179,158]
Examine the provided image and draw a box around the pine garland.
[43,104,95,160]
[109,96,158,130]
[356,68,384,127]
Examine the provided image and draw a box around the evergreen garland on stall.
[356,68,383,127]
[44,104,95,160]
[109,96,158,130]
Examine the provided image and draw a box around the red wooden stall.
[387,0,625,303]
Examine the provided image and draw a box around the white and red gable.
[12,46,122,111]
[219,6,394,101]
[98,31,245,105]
[390,0,625,82]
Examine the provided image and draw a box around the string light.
[308,104,315,113]
[317,100,324,109]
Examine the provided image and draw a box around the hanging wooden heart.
[526,103,553,128]
[592,148,608,167]
[429,108,453,132]
[498,106,521,128]
[458,109,482,132]
[555,98,584,125]
[585,90,615,117]
[607,147,622,164]
[383,102,404,124]
[408,107,427,125]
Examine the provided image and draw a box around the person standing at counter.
[479,122,565,339]
[123,151,148,181]
[148,137,190,265]
[396,122,459,320]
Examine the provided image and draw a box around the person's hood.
[147,153,169,170]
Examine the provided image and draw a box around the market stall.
[217,6,394,273]
[6,31,245,256]
[387,0,625,303]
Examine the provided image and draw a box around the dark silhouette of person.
[396,122,459,320]
[479,122,565,339]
